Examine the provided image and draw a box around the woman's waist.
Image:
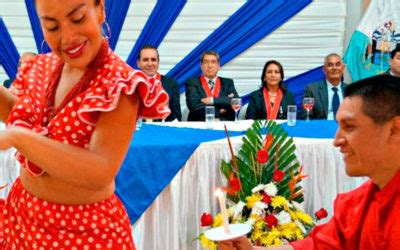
[19,171,115,205]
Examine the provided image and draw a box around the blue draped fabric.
[115,124,244,224]
[281,120,338,138]
[167,0,312,91]
[104,0,131,50]
[286,66,325,108]
[24,0,131,52]
[25,0,48,53]
[0,18,19,79]
[126,0,187,68]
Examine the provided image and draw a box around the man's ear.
[389,116,400,142]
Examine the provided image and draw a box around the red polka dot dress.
[1,41,170,249]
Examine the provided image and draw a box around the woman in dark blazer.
[246,60,296,120]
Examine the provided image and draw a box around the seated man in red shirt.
[220,74,400,250]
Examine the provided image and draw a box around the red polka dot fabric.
[6,49,170,176]
[0,178,134,249]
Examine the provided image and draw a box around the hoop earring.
[102,21,112,40]
[40,40,49,54]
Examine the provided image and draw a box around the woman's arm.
[0,85,17,122]
[0,93,139,190]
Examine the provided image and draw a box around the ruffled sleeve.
[8,56,36,98]
[78,69,171,126]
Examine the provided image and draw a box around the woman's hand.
[218,236,253,250]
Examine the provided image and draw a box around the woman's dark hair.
[260,60,286,90]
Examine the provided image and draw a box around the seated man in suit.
[137,45,182,121]
[388,44,400,77]
[3,51,36,88]
[303,53,348,120]
[185,50,239,121]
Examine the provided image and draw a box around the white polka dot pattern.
[0,178,135,249]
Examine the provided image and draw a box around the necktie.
[208,80,214,90]
[332,87,339,119]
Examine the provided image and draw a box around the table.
[0,121,366,250]
[127,121,366,250]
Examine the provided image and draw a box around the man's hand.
[201,97,213,105]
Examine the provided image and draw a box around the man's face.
[323,55,345,84]
[390,52,400,77]
[333,96,389,178]
[201,54,220,79]
[137,48,159,77]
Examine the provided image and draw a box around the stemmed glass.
[231,98,242,122]
[303,97,314,121]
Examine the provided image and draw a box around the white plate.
[204,224,251,241]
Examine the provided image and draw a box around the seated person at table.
[245,60,295,120]
[219,74,400,250]
[302,53,348,120]
[137,45,182,121]
[387,44,400,77]
[185,50,239,121]
[3,51,37,88]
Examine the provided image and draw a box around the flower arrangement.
[199,120,327,249]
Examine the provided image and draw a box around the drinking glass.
[231,98,242,122]
[303,97,314,121]
[287,105,297,126]
[205,106,215,129]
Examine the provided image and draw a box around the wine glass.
[231,98,242,122]
[303,97,314,121]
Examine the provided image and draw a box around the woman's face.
[264,63,282,88]
[35,0,105,70]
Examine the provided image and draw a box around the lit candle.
[215,188,230,233]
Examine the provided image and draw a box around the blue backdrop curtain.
[126,0,187,68]
[25,0,131,53]
[0,17,20,79]
[104,0,131,50]
[167,0,312,92]
[25,0,48,53]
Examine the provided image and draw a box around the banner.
[344,0,400,81]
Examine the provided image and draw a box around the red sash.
[262,87,283,120]
[200,76,221,98]
[154,72,161,81]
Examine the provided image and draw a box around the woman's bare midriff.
[20,169,115,205]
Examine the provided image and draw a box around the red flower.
[229,177,241,192]
[262,194,271,204]
[315,208,328,220]
[257,150,268,164]
[264,214,278,228]
[200,212,213,227]
[273,170,285,183]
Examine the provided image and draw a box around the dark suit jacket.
[245,88,296,120]
[3,79,13,88]
[302,80,347,119]
[161,75,182,121]
[185,76,239,121]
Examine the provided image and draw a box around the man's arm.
[185,78,206,111]
[213,78,239,107]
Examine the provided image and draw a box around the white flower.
[251,184,265,193]
[251,201,268,216]
[276,211,292,225]
[264,182,278,196]
[232,201,246,219]
[294,220,307,234]
[245,217,256,226]
[291,201,305,212]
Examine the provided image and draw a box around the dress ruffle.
[78,69,170,126]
